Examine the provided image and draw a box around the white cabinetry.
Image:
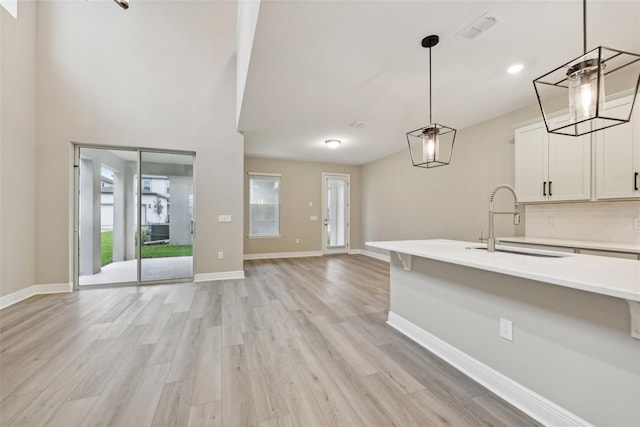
[514,123,547,202]
[515,120,591,203]
[595,96,640,199]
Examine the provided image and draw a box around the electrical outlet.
[295,238,300,244]
[546,216,554,226]
[500,318,513,341]
[633,218,640,230]
[218,251,223,260]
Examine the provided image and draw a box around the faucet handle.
[479,229,487,242]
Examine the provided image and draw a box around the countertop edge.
[496,236,640,254]
[366,240,640,303]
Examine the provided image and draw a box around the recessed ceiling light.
[325,139,341,149]
[507,63,524,74]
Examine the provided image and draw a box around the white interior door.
[322,173,350,254]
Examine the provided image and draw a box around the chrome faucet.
[487,185,520,252]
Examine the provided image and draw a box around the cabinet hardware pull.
[635,172,639,191]
[549,181,553,196]
[543,181,547,196]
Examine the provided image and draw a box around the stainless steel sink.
[466,246,569,258]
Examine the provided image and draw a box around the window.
[143,179,151,191]
[249,173,280,237]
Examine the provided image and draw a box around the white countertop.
[366,239,640,302]
[496,236,640,255]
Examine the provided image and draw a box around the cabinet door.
[595,96,640,199]
[547,117,591,201]
[515,122,548,202]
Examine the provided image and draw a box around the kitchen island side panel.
[389,254,640,426]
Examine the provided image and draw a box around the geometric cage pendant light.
[406,35,456,168]
[533,0,640,137]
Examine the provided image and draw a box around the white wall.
[0,0,17,19]
[0,1,37,297]
[236,0,261,126]
[35,0,245,285]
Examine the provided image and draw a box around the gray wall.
[389,255,640,426]
[34,0,244,285]
[0,2,37,297]
[244,157,361,255]
[361,104,536,254]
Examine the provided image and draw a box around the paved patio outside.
[79,256,193,285]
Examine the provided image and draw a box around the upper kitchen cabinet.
[515,119,591,203]
[515,122,548,202]
[595,95,640,200]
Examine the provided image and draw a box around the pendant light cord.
[429,45,433,124]
[583,0,587,54]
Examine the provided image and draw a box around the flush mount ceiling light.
[325,139,341,149]
[533,0,640,137]
[406,35,456,169]
[114,0,129,10]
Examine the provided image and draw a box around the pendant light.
[406,35,456,168]
[533,0,640,137]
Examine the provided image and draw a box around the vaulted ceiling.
[239,0,640,165]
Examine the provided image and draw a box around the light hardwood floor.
[0,255,542,426]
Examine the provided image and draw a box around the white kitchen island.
[366,239,640,427]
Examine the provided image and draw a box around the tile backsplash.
[525,201,640,244]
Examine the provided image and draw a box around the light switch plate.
[218,215,232,223]
[310,216,318,221]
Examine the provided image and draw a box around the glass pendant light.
[406,35,456,168]
[567,59,605,123]
[533,0,640,137]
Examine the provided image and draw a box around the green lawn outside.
[139,244,193,259]
[101,231,192,267]
[101,231,113,266]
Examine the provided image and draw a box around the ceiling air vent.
[457,14,497,40]
[348,120,367,128]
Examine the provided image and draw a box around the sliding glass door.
[139,151,194,283]
[77,147,138,286]
[74,146,195,288]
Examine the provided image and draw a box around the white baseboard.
[194,271,245,282]
[243,251,323,260]
[0,283,73,310]
[348,249,361,255]
[360,249,390,262]
[33,283,73,294]
[0,287,34,310]
[387,311,592,427]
